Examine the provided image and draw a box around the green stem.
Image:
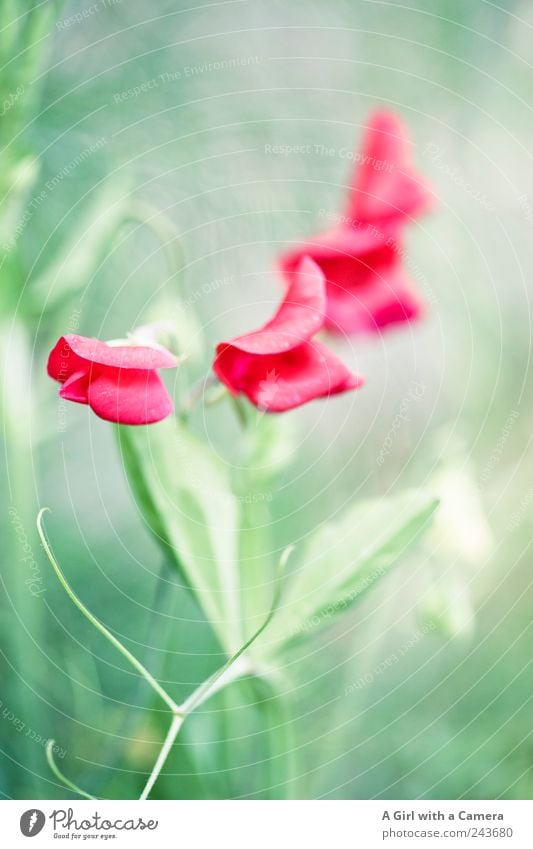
[180,373,219,417]
[257,677,296,799]
[138,548,291,799]
[229,394,249,428]
[138,653,256,800]
[139,713,184,801]
[38,511,291,801]
[46,740,97,801]
[183,548,290,716]
[93,556,176,775]
[37,509,180,714]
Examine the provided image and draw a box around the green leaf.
[232,414,295,642]
[256,490,439,655]
[28,178,131,313]
[117,419,242,655]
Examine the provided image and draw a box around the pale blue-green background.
[1,0,532,799]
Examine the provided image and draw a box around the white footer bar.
[2,799,533,848]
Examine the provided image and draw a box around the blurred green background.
[1,0,532,799]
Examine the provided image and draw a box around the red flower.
[213,257,363,412]
[47,335,177,425]
[345,108,433,226]
[280,110,433,336]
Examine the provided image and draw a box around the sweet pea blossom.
[213,257,363,412]
[47,334,177,424]
[280,110,434,335]
[345,108,433,226]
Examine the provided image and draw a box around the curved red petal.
[280,226,421,335]
[280,224,396,279]
[47,336,90,383]
[346,109,434,225]
[226,256,326,355]
[215,338,363,412]
[323,263,424,335]
[58,370,90,404]
[87,368,174,425]
[50,334,177,374]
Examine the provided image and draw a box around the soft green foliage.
[241,414,297,481]
[260,491,439,654]
[38,508,290,799]
[118,419,243,654]
[118,411,438,661]
[29,179,132,314]
[1,0,532,803]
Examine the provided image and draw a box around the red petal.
[280,224,396,280]
[59,370,90,403]
[215,339,363,412]
[48,335,176,381]
[213,257,363,411]
[323,261,424,334]
[47,337,90,383]
[280,225,420,334]
[226,257,326,355]
[87,368,174,425]
[346,110,434,225]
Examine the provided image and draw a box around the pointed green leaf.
[117,419,242,654]
[257,490,439,654]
